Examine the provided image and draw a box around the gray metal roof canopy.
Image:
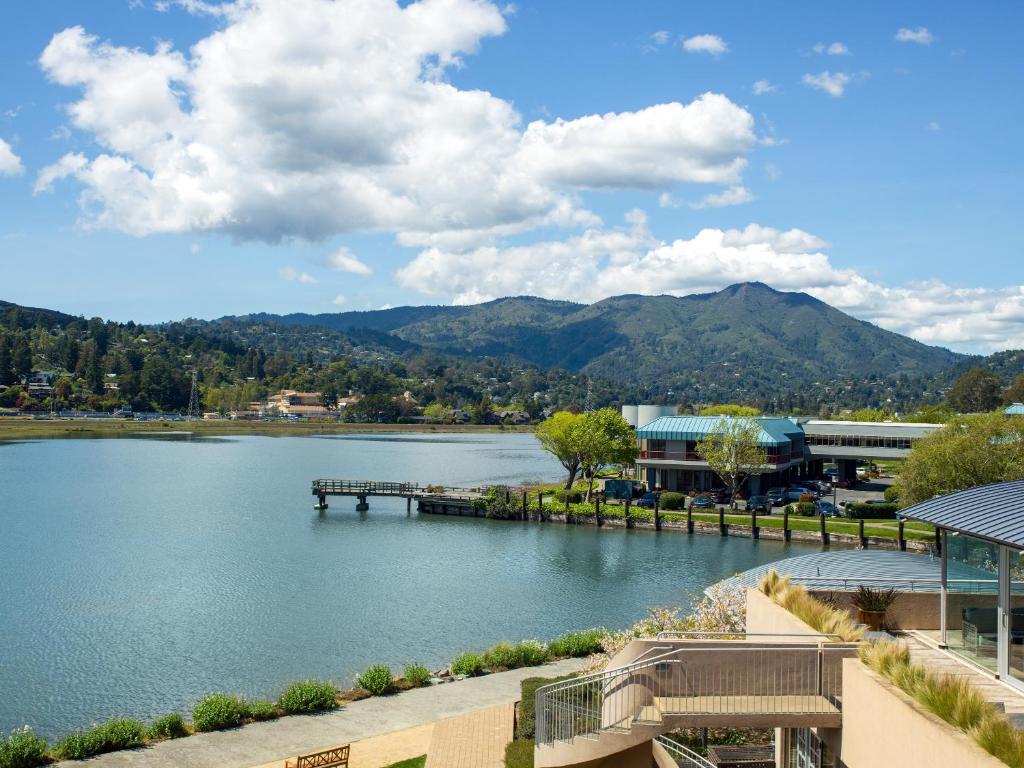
[900,479,1024,549]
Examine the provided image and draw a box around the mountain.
[228,283,965,404]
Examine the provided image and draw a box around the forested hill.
[228,283,966,406]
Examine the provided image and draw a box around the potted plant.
[852,585,898,631]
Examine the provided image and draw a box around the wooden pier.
[311,479,486,513]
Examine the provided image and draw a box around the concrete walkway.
[57,659,584,768]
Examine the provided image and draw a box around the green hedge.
[403,663,431,687]
[846,502,898,519]
[451,652,484,677]
[146,713,187,740]
[658,492,687,510]
[191,694,251,732]
[53,718,146,760]
[355,665,394,695]
[547,628,605,658]
[504,739,534,768]
[551,489,583,504]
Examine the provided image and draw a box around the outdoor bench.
[284,744,349,768]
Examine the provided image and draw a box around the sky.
[0,0,1022,353]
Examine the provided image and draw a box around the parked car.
[706,488,732,504]
[815,500,841,517]
[635,492,659,509]
[766,487,788,507]
[785,486,815,502]
[689,494,715,511]
[824,467,838,479]
[746,495,772,514]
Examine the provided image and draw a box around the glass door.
[1007,548,1024,690]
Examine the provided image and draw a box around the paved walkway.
[57,659,584,768]
[424,703,514,768]
[251,722,433,768]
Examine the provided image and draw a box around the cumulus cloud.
[689,185,754,209]
[896,27,935,45]
[682,34,728,55]
[324,247,372,275]
[397,220,1024,351]
[812,41,850,56]
[649,30,671,47]
[0,138,23,176]
[280,266,316,284]
[37,0,756,246]
[752,80,776,95]
[332,294,347,306]
[802,71,853,97]
[34,152,88,192]
[928,121,941,132]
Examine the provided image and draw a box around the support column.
[356,495,368,512]
[654,495,662,531]
[939,530,948,648]
[898,520,906,551]
[595,496,602,527]
[783,506,791,542]
[820,514,829,546]
[719,507,727,536]
[859,518,867,548]
[406,496,412,514]
[521,490,528,521]
[752,507,759,540]
[317,493,328,510]
[537,491,544,521]
[687,503,694,534]
[625,498,633,529]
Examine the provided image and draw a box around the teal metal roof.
[1007,403,1024,416]
[635,416,797,446]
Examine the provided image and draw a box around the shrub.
[883,485,900,503]
[518,675,575,740]
[791,501,817,516]
[483,642,520,670]
[247,700,281,721]
[845,502,898,519]
[0,726,49,768]
[548,628,605,658]
[552,489,582,504]
[147,713,188,740]
[514,640,551,667]
[278,679,338,714]
[192,693,250,732]
[658,492,687,510]
[54,718,146,759]
[355,665,394,696]
[851,585,899,613]
[451,652,484,677]
[403,663,432,687]
[504,738,534,768]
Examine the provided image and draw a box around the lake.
[0,431,813,738]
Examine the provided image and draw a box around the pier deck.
[311,479,486,512]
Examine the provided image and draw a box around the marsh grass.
[758,570,863,641]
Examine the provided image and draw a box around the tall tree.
[0,335,14,386]
[11,336,32,380]
[946,368,1004,413]
[696,418,769,508]
[1005,373,1024,406]
[576,408,638,501]
[895,412,1024,505]
[535,411,586,489]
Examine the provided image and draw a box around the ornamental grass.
[758,570,863,642]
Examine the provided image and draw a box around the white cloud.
[649,30,671,47]
[332,294,347,306]
[689,185,754,209]
[518,94,755,189]
[34,152,87,192]
[682,34,728,56]
[658,192,681,208]
[37,1,756,247]
[397,220,1024,352]
[802,71,853,97]
[927,121,941,131]
[0,138,23,176]
[895,27,935,45]
[324,246,372,275]
[280,266,316,284]
[812,41,850,56]
[752,80,776,95]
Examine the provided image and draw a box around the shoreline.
[0,419,534,441]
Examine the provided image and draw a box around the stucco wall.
[745,587,828,639]
[838,658,1006,768]
[810,589,995,630]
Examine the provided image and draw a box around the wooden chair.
[284,744,349,768]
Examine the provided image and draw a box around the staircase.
[533,635,857,768]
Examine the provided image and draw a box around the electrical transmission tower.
[186,370,200,421]
[584,378,595,413]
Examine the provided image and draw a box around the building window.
[785,728,837,768]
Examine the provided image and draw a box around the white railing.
[534,639,857,748]
[787,576,1005,594]
[655,735,716,768]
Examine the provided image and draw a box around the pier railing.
[311,480,492,497]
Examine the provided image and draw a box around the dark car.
[786,486,818,502]
[706,488,732,504]
[766,487,787,506]
[635,492,659,509]
[746,495,771,514]
[689,494,715,510]
[815,500,841,517]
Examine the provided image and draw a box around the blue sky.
[0,0,1021,352]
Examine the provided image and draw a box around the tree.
[0,335,14,386]
[576,408,638,501]
[894,413,1024,506]
[946,368,1004,413]
[699,404,760,416]
[535,411,586,489]
[11,336,32,380]
[1005,373,1024,406]
[696,418,769,508]
[423,402,452,423]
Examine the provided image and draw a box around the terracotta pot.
[858,609,885,631]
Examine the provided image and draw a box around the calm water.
[0,432,812,738]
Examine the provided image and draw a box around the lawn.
[661,511,936,542]
[384,756,426,768]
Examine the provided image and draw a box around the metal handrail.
[535,640,858,748]
[786,576,1008,593]
[655,735,716,768]
[656,630,846,640]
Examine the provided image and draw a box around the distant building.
[265,390,332,419]
[496,409,531,424]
